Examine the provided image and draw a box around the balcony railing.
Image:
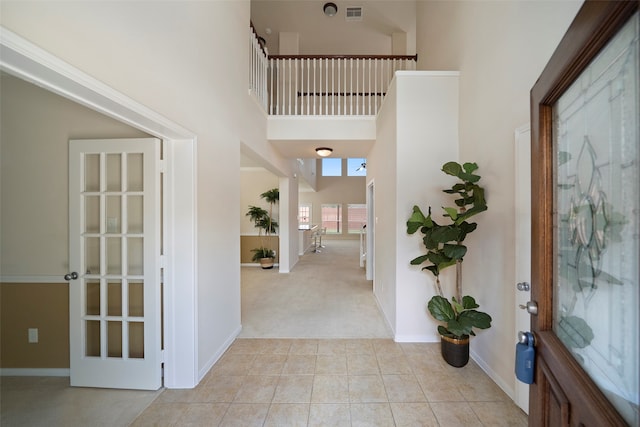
[249,29,417,116]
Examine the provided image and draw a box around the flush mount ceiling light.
[323,2,338,17]
[315,147,333,157]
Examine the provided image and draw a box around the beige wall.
[0,283,69,368]
[0,73,150,369]
[299,159,366,240]
[240,236,280,264]
[416,0,583,394]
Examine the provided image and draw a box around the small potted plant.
[406,161,491,367]
[246,188,279,269]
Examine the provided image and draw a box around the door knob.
[519,301,538,315]
[516,282,530,291]
[64,272,78,281]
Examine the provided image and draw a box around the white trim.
[198,325,242,383]
[1,368,70,377]
[394,70,461,77]
[394,335,439,343]
[0,27,194,141]
[0,27,198,390]
[0,276,67,283]
[470,348,517,401]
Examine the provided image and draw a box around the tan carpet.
[240,239,393,338]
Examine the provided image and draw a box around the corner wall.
[394,72,460,341]
[416,0,583,396]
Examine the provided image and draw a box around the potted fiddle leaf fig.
[406,161,492,367]
[246,188,279,269]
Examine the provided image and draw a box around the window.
[321,204,342,234]
[347,204,367,233]
[298,203,311,229]
[321,158,342,176]
[347,158,367,176]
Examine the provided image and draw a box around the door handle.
[516,282,530,291]
[64,272,78,281]
[519,301,538,315]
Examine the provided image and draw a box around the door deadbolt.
[519,301,538,315]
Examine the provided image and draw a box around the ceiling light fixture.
[323,2,338,17]
[315,147,333,157]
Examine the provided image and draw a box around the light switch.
[28,328,38,343]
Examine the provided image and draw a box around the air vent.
[345,6,363,21]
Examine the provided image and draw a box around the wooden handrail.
[269,54,418,61]
[249,21,267,56]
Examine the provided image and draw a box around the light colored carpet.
[240,239,393,338]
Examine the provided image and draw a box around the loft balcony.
[249,27,417,118]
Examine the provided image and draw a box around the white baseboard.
[196,325,242,386]
[372,293,395,338]
[470,348,516,400]
[1,368,70,377]
[394,334,439,343]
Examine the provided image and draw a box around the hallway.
[240,239,391,338]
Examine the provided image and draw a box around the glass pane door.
[83,152,146,360]
[69,138,161,390]
[552,13,639,425]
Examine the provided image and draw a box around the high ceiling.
[246,1,417,166]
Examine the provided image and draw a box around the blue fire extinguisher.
[515,331,535,384]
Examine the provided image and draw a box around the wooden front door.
[530,1,639,425]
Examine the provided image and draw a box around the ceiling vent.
[345,7,363,21]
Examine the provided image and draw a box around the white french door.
[68,138,162,390]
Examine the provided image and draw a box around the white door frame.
[514,123,532,413]
[0,27,199,388]
[366,179,375,281]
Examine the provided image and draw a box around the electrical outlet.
[28,328,38,343]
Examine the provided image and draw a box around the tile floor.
[1,241,527,426]
[131,338,527,426]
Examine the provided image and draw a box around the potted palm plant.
[246,188,279,269]
[406,161,491,367]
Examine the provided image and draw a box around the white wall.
[393,72,460,341]
[370,76,398,333]
[251,0,417,56]
[416,0,583,396]
[0,0,294,384]
[370,71,459,338]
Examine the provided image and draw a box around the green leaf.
[463,162,479,174]
[459,172,481,183]
[445,318,470,337]
[458,310,492,330]
[442,161,462,177]
[443,207,458,220]
[443,244,467,260]
[437,325,453,337]
[427,296,455,322]
[424,265,439,276]
[410,254,430,265]
[461,295,479,310]
[431,226,459,243]
[451,298,464,315]
[406,206,426,234]
[455,205,488,225]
